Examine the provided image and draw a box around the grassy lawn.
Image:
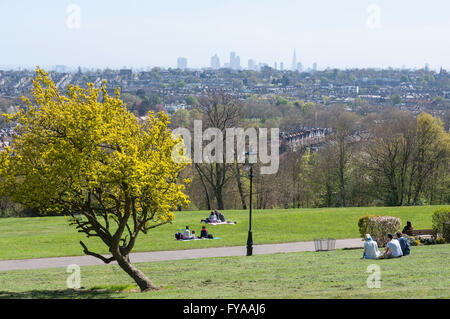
[0,244,448,299]
[0,205,447,260]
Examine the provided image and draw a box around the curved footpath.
[0,238,363,272]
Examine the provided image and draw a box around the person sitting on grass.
[396,232,410,256]
[190,230,197,239]
[362,234,380,259]
[183,226,191,239]
[200,226,209,238]
[209,211,218,223]
[201,211,215,223]
[215,210,226,222]
[382,234,403,259]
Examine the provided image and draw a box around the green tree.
[185,96,198,106]
[391,94,402,105]
[0,69,190,291]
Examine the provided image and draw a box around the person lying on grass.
[362,234,381,259]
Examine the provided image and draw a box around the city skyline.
[1,1,449,71]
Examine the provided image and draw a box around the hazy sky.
[1,0,449,70]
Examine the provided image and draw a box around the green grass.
[0,245,448,299]
[0,205,447,260]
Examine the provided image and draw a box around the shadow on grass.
[0,288,123,299]
[342,247,363,250]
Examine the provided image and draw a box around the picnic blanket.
[205,221,237,226]
[178,237,222,241]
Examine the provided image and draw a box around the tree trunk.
[195,164,211,210]
[215,187,225,210]
[114,252,161,292]
[235,163,247,209]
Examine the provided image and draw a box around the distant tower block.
[292,49,297,71]
[211,54,220,69]
[177,57,187,70]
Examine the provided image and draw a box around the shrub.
[436,236,446,245]
[358,215,380,238]
[432,207,450,236]
[358,215,402,247]
[444,224,450,243]
[419,237,436,245]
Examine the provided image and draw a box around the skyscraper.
[229,52,241,70]
[274,62,278,70]
[230,52,236,69]
[312,62,317,72]
[297,62,303,72]
[211,54,220,69]
[280,62,284,71]
[248,59,256,71]
[292,49,297,71]
[177,57,187,70]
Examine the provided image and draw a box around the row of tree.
[171,97,449,210]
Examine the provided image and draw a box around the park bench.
[405,229,436,238]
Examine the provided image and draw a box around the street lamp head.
[245,149,258,165]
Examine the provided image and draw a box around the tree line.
[170,96,450,210]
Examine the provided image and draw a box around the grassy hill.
[0,205,447,260]
[0,244,448,299]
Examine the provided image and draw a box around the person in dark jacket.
[396,232,410,256]
[402,221,414,234]
[215,210,226,222]
[200,226,209,238]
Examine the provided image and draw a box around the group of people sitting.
[363,232,411,259]
[174,209,237,241]
[175,225,213,240]
[202,210,226,223]
[201,210,236,224]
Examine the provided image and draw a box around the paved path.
[0,238,363,272]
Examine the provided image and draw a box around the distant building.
[292,49,297,71]
[280,62,284,71]
[313,62,317,72]
[297,62,303,72]
[55,65,67,73]
[119,69,132,79]
[177,57,188,70]
[210,54,220,69]
[229,52,241,70]
[274,62,278,70]
[248,59,256,71]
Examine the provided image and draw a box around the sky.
[0,0,449,70]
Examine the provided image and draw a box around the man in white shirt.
[183,226,191,239]
[384,234,403,258]
[208,212,217,223]
[363,234,380,259]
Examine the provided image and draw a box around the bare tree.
[194,92,243,210]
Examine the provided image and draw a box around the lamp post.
[246,150,257,256]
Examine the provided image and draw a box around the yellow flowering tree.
[0,68,190,291]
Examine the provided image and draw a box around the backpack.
[175,232,183,240]
[207,234,213,239]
